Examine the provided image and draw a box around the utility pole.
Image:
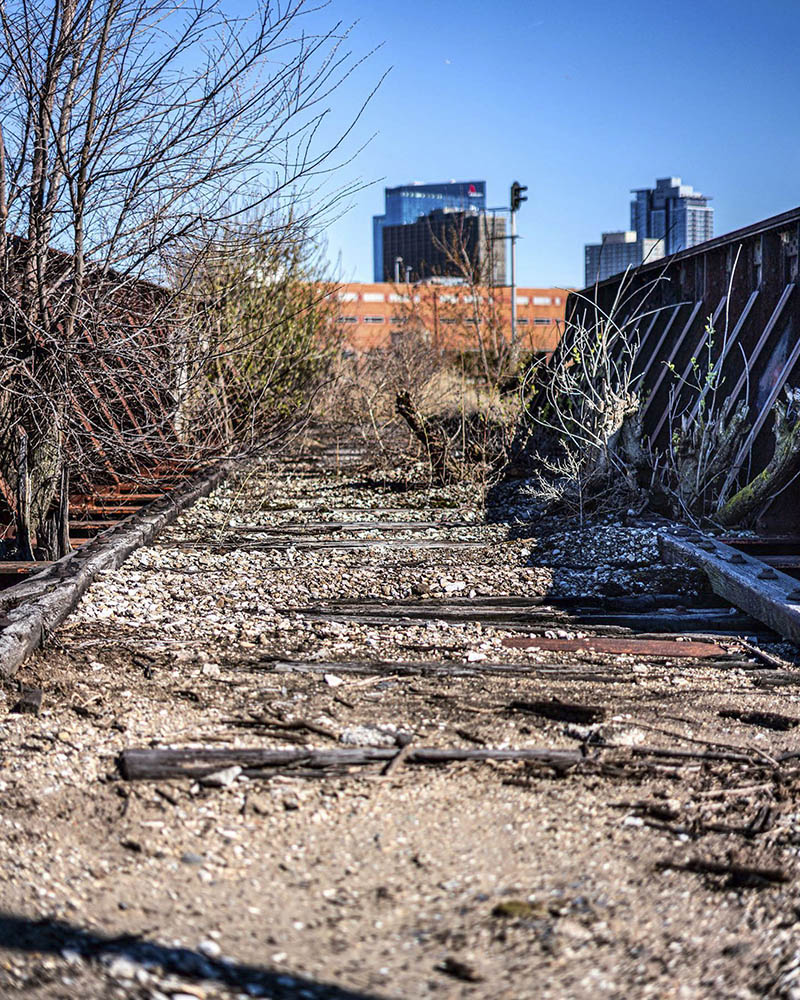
[509,180,528,357]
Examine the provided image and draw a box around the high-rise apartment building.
[584,231,665,286]
[630,177,714,255]
[382,208,506,285]
[372,181,486,281]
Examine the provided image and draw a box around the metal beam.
[659,529,800,642]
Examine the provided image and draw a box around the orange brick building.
[334,282,567,356]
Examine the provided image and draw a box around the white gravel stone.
[339,726,398,748]
[199,765,242,788]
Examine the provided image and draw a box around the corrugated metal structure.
[564,205,800,532]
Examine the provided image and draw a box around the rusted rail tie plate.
[501,636,729,658]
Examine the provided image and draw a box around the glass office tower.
[630,177,714,255]
[372,181,486,281]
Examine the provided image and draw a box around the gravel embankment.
[1,443,799,1000]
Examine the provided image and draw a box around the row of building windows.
[338,291,413,304]
[337,291,561,306]
[338,315,555,326]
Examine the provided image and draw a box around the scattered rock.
[180,852,205,866]
[492,899,549,919]
[197,939,221,959]
[199,765,242,788]
[11,687,43,715]
[339,725,397,747]
[437,956,483,982]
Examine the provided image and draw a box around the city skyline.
[283,0,800,290]
[585,175,714,285]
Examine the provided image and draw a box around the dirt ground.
[3,438,800,1000]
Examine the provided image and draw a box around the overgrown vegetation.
[0,0,372,556]
[331,213,539,489]
[523,261,800,530]
[522,277,654,523]
[325,334,523,489]
[181,223,340,451]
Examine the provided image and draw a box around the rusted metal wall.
[564,205,800,532]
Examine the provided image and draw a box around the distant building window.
[390,315,407,323]
[388,293,410,303]
[440,318,457,325]
[515,295,529,305]
[363,315,385,324]
[554,297,562,305]
[517,318,529,325]
[363,292,385,303]
[533,295,552,306]
[338,315,358,323]
[338,292,358,303]
[534,318,551,326]
[439,295,457,304]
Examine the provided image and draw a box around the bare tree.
[0,0,376,556]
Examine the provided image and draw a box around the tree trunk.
[57,462,71,557]
[15,431,34,560]
[395,390,451,483]
[717,390,800,527]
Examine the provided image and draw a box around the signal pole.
[509,180,528,356]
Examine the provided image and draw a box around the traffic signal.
[510,181,528,212]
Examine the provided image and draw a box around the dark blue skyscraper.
[630,177,714,255]
[372,181,486,281]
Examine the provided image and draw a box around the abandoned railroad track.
[3,432,800,998]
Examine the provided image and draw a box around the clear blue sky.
[286,0,800,288]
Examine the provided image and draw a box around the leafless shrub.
[655,308,751,524]
[658,306,800,528]
[324,330,520,488]
[360,214,530,485]
[178,219,341,453]
[0,0,377,555]
[523,272,661,522]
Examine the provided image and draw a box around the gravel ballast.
[1,436,800,999]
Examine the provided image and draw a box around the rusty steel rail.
[561,204,800,533]
[0,470,201,587]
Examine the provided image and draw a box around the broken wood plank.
[118,745,587,781]
[718,708,800,731]
[264,657,760,681]
[286,602,757,633]
[265,658,630,682]
[228,520,478,534]
[753,671,800,688]
[507,698,605,725]
[181,539,489,552]
[119,740,769,782]
[659,529,800,643]
[324,593,732,612]
[655,856,789,886]
[289,612,636,636]
[500,636,729,658]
